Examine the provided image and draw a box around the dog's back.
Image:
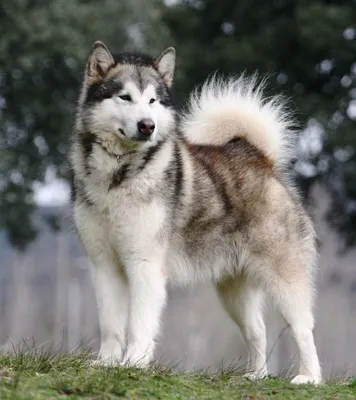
[151,77,317,289]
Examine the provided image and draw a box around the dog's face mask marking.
[82,42,176,145]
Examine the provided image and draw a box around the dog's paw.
[120,353,151,369]
[121,343,154,369]
[291,374,322,385]
[88,357,121,367]
[243,372,267,381]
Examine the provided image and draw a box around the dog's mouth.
[132,133,153,142]
[118,128,152,143]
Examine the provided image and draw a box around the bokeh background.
[0,0,356,378]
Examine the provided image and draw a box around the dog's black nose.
[138,119,155,135]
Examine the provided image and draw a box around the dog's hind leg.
[216,277,267,379]
[267,276,322,384]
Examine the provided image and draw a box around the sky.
[33,167,70,207]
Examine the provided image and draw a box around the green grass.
[0,352,354,399]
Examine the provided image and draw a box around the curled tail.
[180,74,296,171]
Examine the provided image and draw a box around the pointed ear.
[86,41,115,84]
[154,47,175,87]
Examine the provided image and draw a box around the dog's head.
[79,41,176,145]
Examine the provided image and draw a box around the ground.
[0,352,355,399]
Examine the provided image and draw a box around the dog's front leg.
[121,257,167,368]
[74,204,129,365]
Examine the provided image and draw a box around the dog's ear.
[86,41,115,84]
[154,47,175,88]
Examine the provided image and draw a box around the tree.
[0,0,169,249]
[1,0,356,249]
[162,0,356,246]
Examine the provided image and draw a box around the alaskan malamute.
[70,41,321,384]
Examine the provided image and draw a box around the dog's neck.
[96,135,136,158]
[90,131,160,167]
[100,139,138,164]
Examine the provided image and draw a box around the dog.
[70,41,322,384]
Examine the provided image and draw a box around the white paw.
[121,343,154,368]
[89,357,121,367]
[121,353,151,368]
[243,371,267,381]
[291,374,322,385]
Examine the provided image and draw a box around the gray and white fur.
[70,41,321,384]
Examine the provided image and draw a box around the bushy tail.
[180,74,296,171]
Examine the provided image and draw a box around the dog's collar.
[85,133,139,164]
[115,150,137,163]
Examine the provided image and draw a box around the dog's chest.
[85,175,169,258]
[84,162,162,216]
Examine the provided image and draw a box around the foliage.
[163,0,356,246]
[0,0,169,249]
[1,0,356,248]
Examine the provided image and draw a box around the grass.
[0,351,354,399]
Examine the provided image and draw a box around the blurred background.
[0,0,356,379]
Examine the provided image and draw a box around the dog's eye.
[119,94,131,102]
[149,98,156,104]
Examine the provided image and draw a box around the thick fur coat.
[70,41,321,384]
